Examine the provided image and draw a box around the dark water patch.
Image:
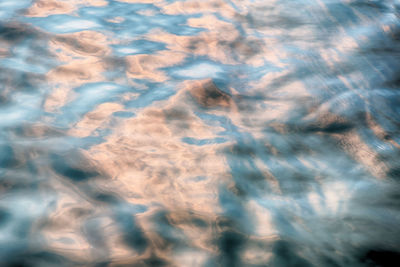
[0,144,19,169]
[163,108,192,131]
[116,212,148,254]
[191,217,208,229]
[152,210,187,250]
[216,230,246,267]
[4,251,73,267]
[189,80,232,109]
[0,68,45,92]
[0,208,11,228]
[0,23,41,43]
[384,72,400,88]
[348,0,392,11]
[142,255,169,267]
[271,240,313,267]
[54,35,107,56]
[303,120,354,134]
[387,166,400,180]
[12,123,65,139]
[360,249,400,267]
[164,108,190,121]
[50,152,100,182]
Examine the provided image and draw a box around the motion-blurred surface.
[0,0,400,266]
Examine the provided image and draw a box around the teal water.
[0,0,400,266]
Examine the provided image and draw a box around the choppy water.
[1,0,400,266]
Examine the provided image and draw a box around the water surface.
[0,0,400,266]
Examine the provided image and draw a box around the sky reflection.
[0,0,399,266]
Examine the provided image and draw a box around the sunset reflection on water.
[0,0,400,266]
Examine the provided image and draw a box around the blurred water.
[0,0,400,266]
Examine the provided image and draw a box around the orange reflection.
[115,0,163,3]
[335,130,389,179]
[145,29,236,65]
[71,79,235,262]
[25,0,108,17]
[25,0,76,17]
[84,79,231,209]
[51,31,111,59]
[40,179,94,262]
[69,103,124,137]
[126,50,186,82]
[144,13,267,67]
[161,0,236,19]
[44,31,112,113]
[0,47,9,58]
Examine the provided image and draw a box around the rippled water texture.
[1,0,400,266]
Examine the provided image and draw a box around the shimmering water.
[1,0,400,266]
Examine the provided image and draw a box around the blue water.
[1,0,400,266]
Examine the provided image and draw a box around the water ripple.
[0,0,399,266]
